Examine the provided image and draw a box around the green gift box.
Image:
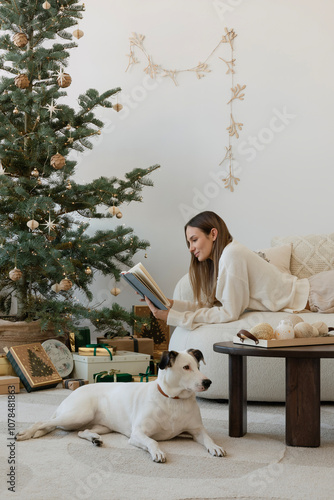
[136,366,156,382]
[93,369,133,383]
[70,327,91,352]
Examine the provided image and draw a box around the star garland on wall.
[126,27,246,192]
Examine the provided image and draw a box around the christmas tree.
[0,1,159,336]
[141,314,166,345]
[28,348,54,377]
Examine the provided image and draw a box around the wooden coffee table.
[213,341,334,447]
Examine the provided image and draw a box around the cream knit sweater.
[167,240,310,330]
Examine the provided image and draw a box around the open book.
[121,262,171,310]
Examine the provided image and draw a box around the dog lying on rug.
[16,349,226,462]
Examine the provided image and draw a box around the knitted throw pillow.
[271,233,334,278]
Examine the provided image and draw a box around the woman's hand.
[145,297,173,322]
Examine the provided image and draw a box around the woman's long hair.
[184,211,233,306]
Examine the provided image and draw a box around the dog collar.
[157,384,179,399]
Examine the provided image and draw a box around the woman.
[145,211,334,330]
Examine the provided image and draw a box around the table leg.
[285,357,320,447]
[228,354,247,437]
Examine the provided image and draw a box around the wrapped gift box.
[69,327,91,352]
[62,378,89,390]
[133,374,157,383]
[93,370,133,383]
[72,350,150,383]
[96,336,154,357]
[78,345,115,357]
[0,354,17,376]
[0,375,20,394]
[133,366,157,383]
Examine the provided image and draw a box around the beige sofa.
[169,234,334,401]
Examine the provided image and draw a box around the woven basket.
[0,319,65,353]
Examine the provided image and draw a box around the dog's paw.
[92,437,103,447]
[15,430,30,441]
[208,444,226,457]
[152,450,166,463]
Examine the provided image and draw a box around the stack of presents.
[0,305,169,394]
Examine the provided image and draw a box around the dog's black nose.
[202,379,212,389]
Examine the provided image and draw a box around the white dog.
[16,349,226,462]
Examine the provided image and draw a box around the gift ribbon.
[139,366,154,383]
[94,369,120,383]
[85,344,113,360]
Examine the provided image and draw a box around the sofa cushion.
[272,233,334,278]
[257,243,292,274]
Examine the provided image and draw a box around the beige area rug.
[1,387,334,500]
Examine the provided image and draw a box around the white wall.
[65,0,334,322]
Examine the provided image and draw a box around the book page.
[129,263,170,307]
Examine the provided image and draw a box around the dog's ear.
[159,350,178,370]
[187,349,206,365]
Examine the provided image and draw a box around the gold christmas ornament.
[66,180,72,190]
[73,28,84,39]
[113,103,123,112]
[57,72,72,88]
[50,153,66,170]
[59,278,73,291]
[116,211,123,219]
[85,267,92,275]
[13,107,19,114]
[27,219,39,230]
[14,74,30,89]
[108,206,120,216]
[13,32,28,48]
[110,287,121,296]
[51,283,61,293]
[31,168,39,177]
[42,1,51,9]
[9,268,22,281]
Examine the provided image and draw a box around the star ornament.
[42,214,57,234]
[56,68,66,85]
[0,160,9,175]
[44,99,60,118]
